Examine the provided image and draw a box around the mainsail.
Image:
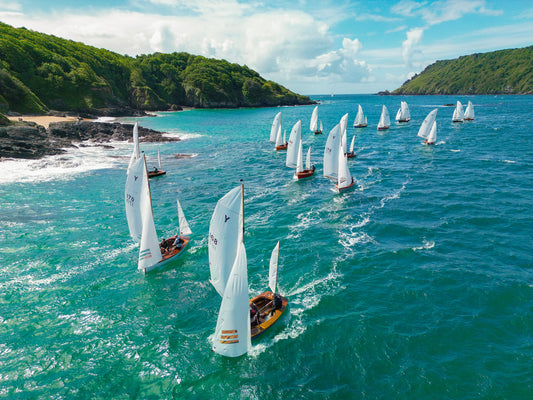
[209,185,244,297]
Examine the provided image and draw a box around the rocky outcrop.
[0,121,179,159]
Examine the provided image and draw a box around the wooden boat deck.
[250,291,288,339]
[148,170,166,178]
[143,235,190,273]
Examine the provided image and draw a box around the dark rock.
[0,120,179,160]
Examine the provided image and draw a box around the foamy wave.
[163,131,202,140]
[0,145,127,184]
[286,209,320,239]
[413,239,435,251]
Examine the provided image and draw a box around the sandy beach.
[7,115,82,128]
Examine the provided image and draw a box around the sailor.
[250,303,260,325]
[173,236,183,249]
[272,293,282,314]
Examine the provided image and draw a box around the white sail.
[417,108,438,139]
[177,199,192,236]
[212,241,251,357]
[270,112,281,142]
[395,107,402,121]
[464,101,475,120]
[427,121,437,144]
[354,105,366,126]
[339,113,348,136]
[341,129,347,155]
[286,120,302,169]
[323,123,341,179]
[209,186,243,297]
[310,106,318,132]
[138,158,162,272]
[337,151,352,190]
[269,241,280,294]
[452,101,464,122]
[125,156,145,243]
[157,147,162,170]
[295,141,304,174]
[349,135,355,154]
[320,121,323,132]
[377,105,390,129]
[305,147,311,170]
[396,101,410,121]
[127,122,141,172]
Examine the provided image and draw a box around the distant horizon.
[1,1,532,95]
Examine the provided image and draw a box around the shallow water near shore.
[1,94,532,399]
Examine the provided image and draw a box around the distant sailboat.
[324,114,345,179]
[346,135,356,159]
[395,101,411,122]
[335,148,355,192]
[417,108,438,145]
[377,105,390,130]
[210,185,287,357]
[286,120,315,180]
[464,101,475,121]
[310,106,322,134]
[137,155,192,273]
[148,147,166,178]
[125,155,144,243]
[275,128,288,150]
[270,111,282,143]
[353,105,367,128]
[452,101,464,122]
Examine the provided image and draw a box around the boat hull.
[313,130,322,135]
[346,152,356,159]
[148,170,166,178]
[250,291,288,339]
[142,235,190,273]
[275,144,288,151]
[335,178,355,193]
[296,166,315,180]
[397,119,410,123]
[353,124,367,128]
[377,126,389,130]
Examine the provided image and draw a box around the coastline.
[7,115,86,129]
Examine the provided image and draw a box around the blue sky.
[1,0,532,94]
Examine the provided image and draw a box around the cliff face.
[393,46,533,95]
[0,22,314,115]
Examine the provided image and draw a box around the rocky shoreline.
[0,120,179,160]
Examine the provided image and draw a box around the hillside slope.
[393,46,533,95]
[0,22,313,114]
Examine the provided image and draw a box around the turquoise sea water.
[1,94,532,399]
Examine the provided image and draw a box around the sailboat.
[452,101,464,122]
[323,115,345,179]
[286,120,315,180]
[148,147,166,178]
[137,155,192,273]
[335,136,355,192]
[210,185,288,357]
[377,105,390,130]
[353,105,367,128]
[417,108,438,145]
[395,101,411,122]
[275,128,288,151]
[310,106,322,134]
[125,154,144,243]
[250,241,288,338]
[270,111,282,143]
[464,101,475,120]
[345,135,356,159]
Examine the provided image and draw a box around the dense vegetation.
[0,22,312,114]
[393,46,533,95]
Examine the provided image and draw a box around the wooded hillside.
[0,22,313,114]
[393,46,533,95]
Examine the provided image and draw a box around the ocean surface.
[1,94,532,399]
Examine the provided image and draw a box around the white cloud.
[402,27,424,67]
[392,0,502,26]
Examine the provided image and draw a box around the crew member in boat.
[173,236,184,249]
[152,166,159,173]
[250,303,261,326]
[271,293,282,315]
[160,238,169,254]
